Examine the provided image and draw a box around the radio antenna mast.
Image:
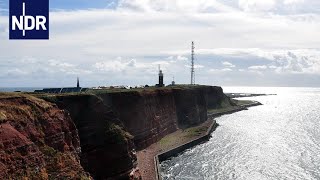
[191,41,195,85]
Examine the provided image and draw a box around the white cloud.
[185,64,204,69]
[93,58,140,72]
[118,0,237,13]
[92,56,191,82]
[209,68,232,73]
[48,59,75,69]
[238,0,276,12]
[6,68,28,77]
[248,65,268,70]
[0,58,92,79]
[166,55,188,63]
[222,61,236,68]
[271,51,320,74]
[1,3,319,59]
[283,0,304,5]
[177,55,188,61]
[92,57,173,78]
[234,49,320,75]
[0,0,320,87]
[194,64,204,69]
[198,48,320,76]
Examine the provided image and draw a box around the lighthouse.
[156,65,164,87]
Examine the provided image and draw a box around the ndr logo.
[10,0,49,39]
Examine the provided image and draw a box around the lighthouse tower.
[156,65,164,87]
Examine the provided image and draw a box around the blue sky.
[0,0,320,87]
[50,0,118,10]
[0,0,118,12]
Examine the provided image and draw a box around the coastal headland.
[0,85,261,179]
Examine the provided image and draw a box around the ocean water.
[160,87,320,180]
[0,87,43,92]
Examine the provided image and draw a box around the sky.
[0,0,320,87]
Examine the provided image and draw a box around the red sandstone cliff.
[0,93,90,179]
[44,94,139,180]
[100,86,233,149]
[100,89,179,149]
[0,85,233,179]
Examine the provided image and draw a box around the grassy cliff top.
[20,85,220,97]
[86,84,220,94]
[1,85,222,104]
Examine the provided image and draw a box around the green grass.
[26,85,215,100]
[159,137,171,147]
[105,122,133,144]
[158,125,209,150]
[208,106,239,114]
[208,99,256,114]
[86,84,209,94]
[232,99,255,106]
[183,126,207,138]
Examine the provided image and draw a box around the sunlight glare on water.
[160,87,320,180]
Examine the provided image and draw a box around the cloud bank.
[0,0,319,87]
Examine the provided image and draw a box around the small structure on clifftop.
[156,65,164,87]
[77,77,80,88]
[171,76,175,86]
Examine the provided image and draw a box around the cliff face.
[206,86,226,108]
[0,94,89,179]
[0,85,232,179]
[45,94,138,179]
[173,87,207,127]
[172,86,233,128]
[100,89,179,149]
[205,86,236,108]
[96,86,231,149]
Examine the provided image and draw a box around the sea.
[160,87,320,180]
[0,87,43,92]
